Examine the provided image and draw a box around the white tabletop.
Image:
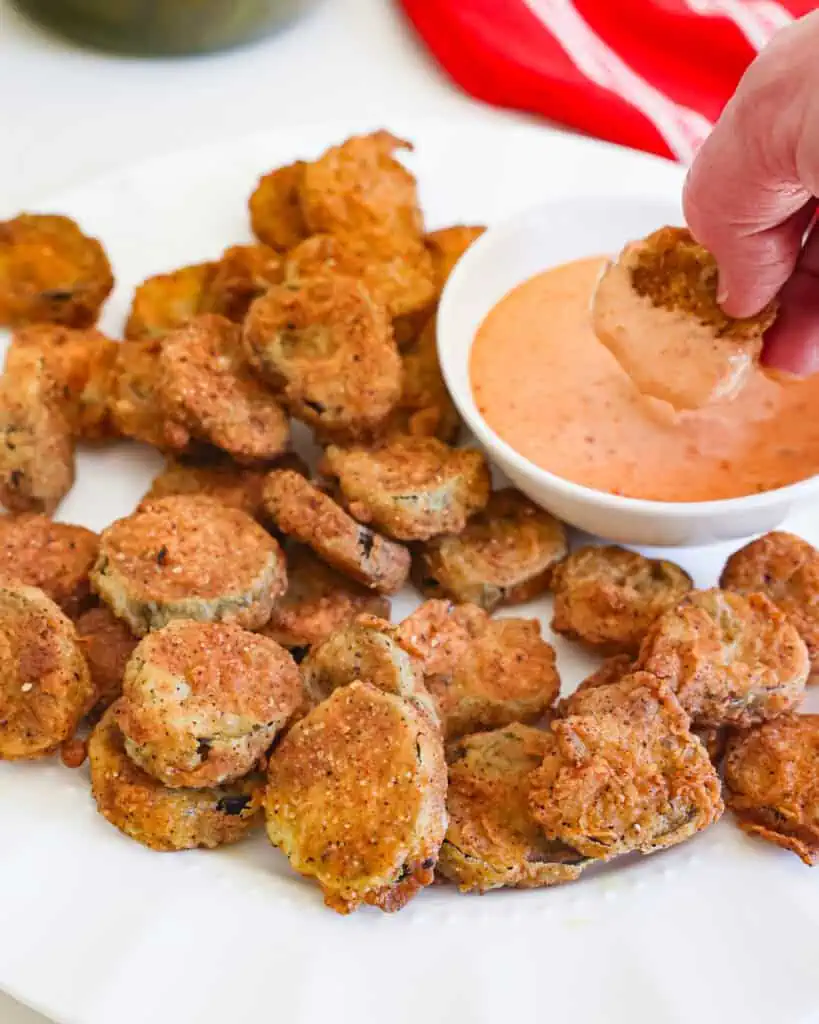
[0,1,556,1021]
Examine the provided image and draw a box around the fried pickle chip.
[263,470,410,594]
[116,621,301,788]
[75,604,137,713]
[529,672,723,859]
[243,275,402,441]
[322,437,490,542]
[158,314,290,463]
[593,227,778,409]
[265,681,447,913]
[638,588,808,728]
[249,161,309,252]
[424,225,486,290]
[92,495,286,635]
[7,325,118,440]
[0,514,98,616]
[199,244,284,323]
[551,545,693,655]
[396,600,560,739]
[260,544,390,651]
[439,724,588,892]
[415,488,568,610]
[0,582,93,760]
[721,531,819,683]
[89,704,264,851]
[724,713,819,865]
[300,132,423,242]
[0,348,75,514]
[108,337,175,449]
[124,262,216,342]
[0,214,113,328]
[142,456,268,520]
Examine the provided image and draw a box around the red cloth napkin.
[399,0,815,162]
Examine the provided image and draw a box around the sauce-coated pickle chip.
[265,681,446,914]
[0,214,113,328]
[415,488,567,610]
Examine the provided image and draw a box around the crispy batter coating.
[200,244,284,323]
[142,456,268,520]
[92,495,286,635]
[301,615,435,719]
[108,338,174,449]
[7,325,118,440]
[300,132,423,242]
[439,724,588,892]
[263,470,410,594]
[116,621,301,788]
[124,262,216,342]
[415,488,567,610]
[265,681,447,914]
[89,704,264,851]
[322,437,490,542]
[721,532,819,682]
[529,672,723,859]
[424,225,486,290]
[551,545,693,655]
[249,162,309,252]
[75,604,137,713]
[638,588,808,728]
[0,582,93,759]
[243,275,402,441]
[724,713,819,865]
[260,544,390,650]
[0,514,98,616]
[0,214,113,328]
[396,600,560,739]
[0,348,75,514]
[158,314,290,463]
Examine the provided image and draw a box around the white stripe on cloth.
[522,0,713,163]
[684,0,792,50]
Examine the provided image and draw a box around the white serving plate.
[2,118,819,1024]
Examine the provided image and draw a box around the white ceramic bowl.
[437,195,819,547]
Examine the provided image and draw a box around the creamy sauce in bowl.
[470,257,819,503]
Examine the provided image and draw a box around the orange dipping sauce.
[470,257,819,502]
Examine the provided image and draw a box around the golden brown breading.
[243,275,402,441]
[424,225,486,290]
[396,599,560,739]
[75,604,137,713]
[638,588,809,728]
[0,214,113,328]
[439,724,588,893]
[263,469,410,594]
[415,488,567,610]
[108,337,174,449]
[142,456,268,520]
[260,544,390,650]
[0,514,98,616]
[322,437,490,542]
[199,244,284,323]
[0,348,75,514]
[721,531,819,682]
[92,495,286,635]
[158,314,290,463]
[0,582,93,759]
[529,672,723,859]
[115,621,301,788]
[124,262,216,342]
[265,681,447,914]
[551,545,693,655]
[724,713,819,865]
[89,704,264,851]
[7,325,118,440]
[300,132,423,242]
[249,161,309,252]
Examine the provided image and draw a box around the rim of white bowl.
[437,200,819,521]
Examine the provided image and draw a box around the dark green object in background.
[13,0,321,55]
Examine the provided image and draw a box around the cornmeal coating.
[125,262,216,342]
